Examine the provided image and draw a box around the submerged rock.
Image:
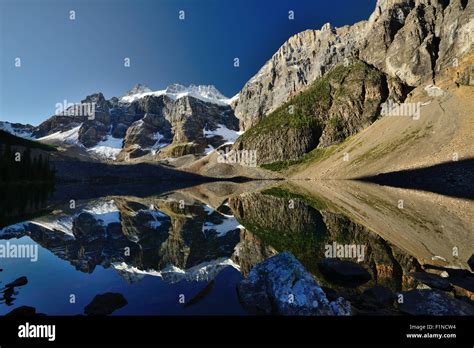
[5,306,37,316]
[318,258,371,286]
[450,276,474,301]
[409,272,452,291]
[84,292,128,316]
[399,289,474,316]
[362,285,396,307]
[237,252,351,316]
[5,276,28,288]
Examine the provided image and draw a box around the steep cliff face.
[359,0,473,86]
[234,61,403,164]
[233,22,367,131]
[233,0,473,131]
[120,94,238,159]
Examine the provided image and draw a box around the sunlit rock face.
[234,0,473,130]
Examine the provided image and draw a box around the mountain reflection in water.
[0,180,472,315]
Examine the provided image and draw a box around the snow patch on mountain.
[148,132,170,155]
[202,215,241,237]
[87,134,124,160]
[140,209,167,229]
[0,121,35,139]
[203,124,241,154]
[37,125,81,144]
[204,124,241,143]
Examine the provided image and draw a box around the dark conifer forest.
[0,130,55,183]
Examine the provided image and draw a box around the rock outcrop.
[399,289,474,315]
[360,0,473,86]
[234,61,403,164]
[317,259,372,287]
[5,306,38,316]
[237,252,352,315]
[84,292,128,316]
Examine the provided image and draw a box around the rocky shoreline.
[237,252,474,316]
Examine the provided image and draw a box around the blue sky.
[0,0,375,125]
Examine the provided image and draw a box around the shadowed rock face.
[234,125,322,166]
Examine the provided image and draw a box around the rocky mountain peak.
[80,92,107,105]
[164,83,229,103]
[119,83,231,106]
[123,84,152,97]
[321,22,334,32]
[164,83,187,94]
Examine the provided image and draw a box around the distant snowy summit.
[0,121,35,139]
[1,82,240,163]
[120,83,233,106]
[122,83,153,97]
